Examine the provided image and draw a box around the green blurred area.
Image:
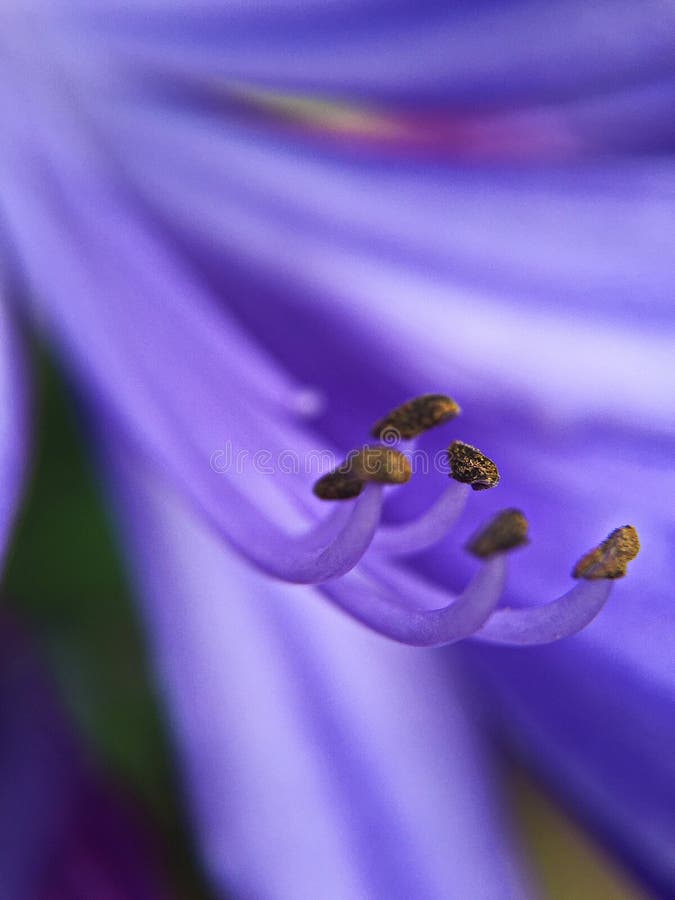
[2,351,645,900]
[3,351,212,899]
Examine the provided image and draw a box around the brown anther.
[371,394,461,440]
[447,440,500,491]
[572,525,640,580]
[350,446,412,484]
[466,509,529,559]
[313,445,412,499]
[313,470,364,501]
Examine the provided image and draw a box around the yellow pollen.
[350,446,412,484]
[572,525,640,579]
[466,509,529,558]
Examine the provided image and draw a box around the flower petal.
[466,626,675,896]
[91,106,675,431]
[2,108,388,582]
[49,1,675,108]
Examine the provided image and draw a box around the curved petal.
[95,105,675,323]
[1,94,393,585]
[43,1,675,108]
[106,443,532,900]
[85,106,675,432]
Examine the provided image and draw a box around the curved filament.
[229,484,384,584]
[473,579,613,646]
[371,482,469,556]
[322,555,506,646]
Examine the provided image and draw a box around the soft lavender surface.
[1,3,674,897]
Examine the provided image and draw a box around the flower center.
[305,393,640,646]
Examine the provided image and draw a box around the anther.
[572,525,640,580]
[466,509,529,558]
[371,394,461,440]
[448,440,500,490]
[313,446,412,500]
[350,446,412,484]
[313,470,365,501]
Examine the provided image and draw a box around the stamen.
[321,555,506,646]
[473,579,613,646]
[371,482,470,556]
[350,446,412,484]
[572,525,640,579]
[233,483,384,583]
[313,447,411,499]
[371,394,460,441]
[447,440,500,491]
[473,525,640,644]
[313,470,364,501]
[466,509,529,558]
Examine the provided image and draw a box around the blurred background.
[4,348,648,899]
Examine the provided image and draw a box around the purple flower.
[1,2,674,898]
